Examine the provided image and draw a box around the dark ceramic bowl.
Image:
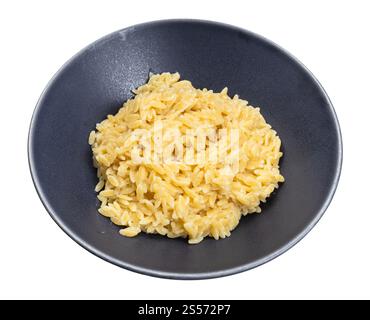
[28,20,342,279]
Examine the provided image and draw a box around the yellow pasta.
[89,73,284,244]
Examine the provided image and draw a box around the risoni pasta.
[89,73,284,244]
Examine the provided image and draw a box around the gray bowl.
[28,20,342,279]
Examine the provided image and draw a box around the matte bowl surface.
[28,20,342,279]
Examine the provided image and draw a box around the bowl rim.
[28,19,343,280]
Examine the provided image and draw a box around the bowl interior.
[29,20,341,279]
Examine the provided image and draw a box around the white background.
[0,0,369,300]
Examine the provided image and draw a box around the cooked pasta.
[89,73,284,244]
